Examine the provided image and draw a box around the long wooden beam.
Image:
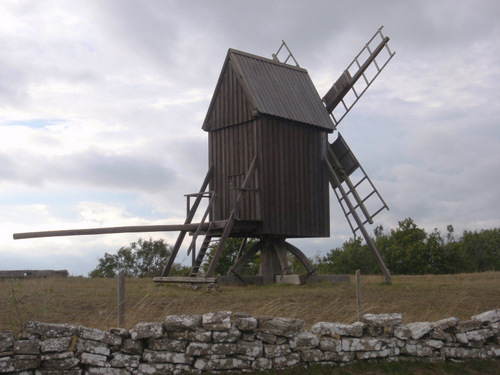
[13,221,227,240]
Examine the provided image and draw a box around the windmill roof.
[203,48,335,131]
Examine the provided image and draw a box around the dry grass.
[1,272,499,333]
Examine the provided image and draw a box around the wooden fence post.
[118,271,125,328]
[356,269,362,322]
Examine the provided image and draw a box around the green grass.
[241,359,500,375]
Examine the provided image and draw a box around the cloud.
[0,1,499,275]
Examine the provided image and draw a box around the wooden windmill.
[14,27,395,284]
[160,26,395,283]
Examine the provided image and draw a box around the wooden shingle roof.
[202,49,335,132]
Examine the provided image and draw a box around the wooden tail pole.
[13,223,219,240]
[118,271,125,328]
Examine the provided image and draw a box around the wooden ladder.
[205,155,258,277]
[160,165,213,277]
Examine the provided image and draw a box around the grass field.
[2,272,499,333]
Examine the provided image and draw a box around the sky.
[1,0,499,276]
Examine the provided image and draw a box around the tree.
[89,238,189,278]
[202,238,260,276]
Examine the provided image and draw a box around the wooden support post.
[118,271,125,328]
[356,269,362,322]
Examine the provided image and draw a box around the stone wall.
[1,309,499,374]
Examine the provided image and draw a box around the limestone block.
[147,337,187,352]
[0,332,14,352]
[235,317,258,332]
[109,327,129,338]
[78,327,122,346]
[489,322,500,335]
[431,317,459,331]
[406,322,433,340]
[142,349,193,364]
[185,342,212,356]
[429,330,454,343]
[311,322,364,337]
[300,348,324,362]
[136,363,175,375]
[86,366,131,375]
[80,352,108,367]
[441,346,487,359]
[212,325,241,343]
[41,351,74,361]
[255,331,277,344]
[40,357,80,370]
[342,337,384,352]
[121,338,143,354]
[454,320,482,333]
[401,341,435,357]
[319,337,342,352]
[426,339,445,349]
[41,337,72,353]
[258,317,304,337]
[76,339,110,356]
[393,325,412,340]
[289,331,320,349]
[241,332,255,341]
[194,355,250,371]
[36,368,83,375]
[272,352,300,369]
[322,351,356,362]
[25,321,79,338]
[466,329,494,342]
[236,340,263,357]
[167,331,187,340]
[110,353,141,368]
[264,343,291,358]
[251,357,273,370]
[455,332,468,344]
[211,343,238,356]
[471,309,500,324]
[362,313,402,327]
[164,314,201,331]
[355,347,400,360]
[129,322,164,341]
[188,330,212,343]
[14,339,40,355]
[202,311,232,331]
[0,355,40,373]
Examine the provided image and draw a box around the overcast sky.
[1,1,499,276]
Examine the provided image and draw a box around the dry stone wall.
[1,309,499,374]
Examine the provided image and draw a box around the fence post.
[356,269,362,321]
[118,271,125,328]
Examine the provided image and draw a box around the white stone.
[342,338,383,351]
[164,314,201,331]
[289,331,320,349]
[363,313,402,327]
[406,322,433,340]
[264,343,292,358]
[258,317,304,337]
[80,352,108,367]
[311,322,364,337]
[129,322,164,340]
[471,309,500,324]
[466,329,494,342]
[40,337,72,353]
[202,311,232,331]
[319,337,342,352]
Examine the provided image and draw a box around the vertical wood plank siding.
[209,117,330,238]
[205,63,254,131]
[205,54,331,238]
